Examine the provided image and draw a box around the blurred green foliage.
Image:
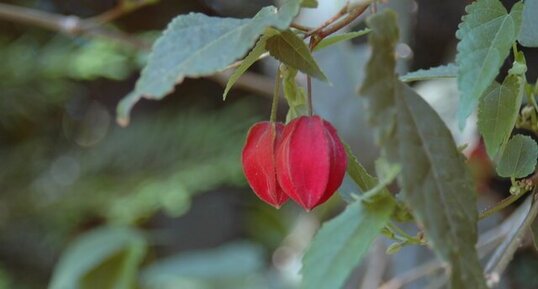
[0,1,294,288]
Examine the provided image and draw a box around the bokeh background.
[1,0,538,289]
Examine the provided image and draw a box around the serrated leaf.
[360,10,488,289]
[301,192,395,289]
[223,30,277,100]
[400,63,458,82]
[49,227,147,289]
[313,29,371,51]
[456,0,523,127]
[478,75,523,158]
[497,134,538,178]
[266,30,327,81]
[117,0,303,125]
[301,0,318,8]
[281,65,308,122]
[519,0,538,47]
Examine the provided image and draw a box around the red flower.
[242,121,288,208]
[276,116,347,211]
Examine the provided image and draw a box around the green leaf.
[301,0,318,8]
[117,0,303,125]
[301,193,395,289]
[266,30,328,81]
[344,143,378,192]
[313,29,371,51]
[141,242,264,282]
[281,64,308,122]
[360,10,488,289]
[496,134,538,178]
[399,63,458,82]
[223,30,277,100]
[456,0,523,127]
[478,75,523,158]
[519,0,538,47]
[49,227,147,289]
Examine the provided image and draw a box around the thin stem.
[290,22,313,32]
[270,66,281,122]
[371,1,378,13]
[305,5,348,37]
[485,191,538,287]
[318,5,368,40]
[0,2,151,50]
[479,189,530,220]
[307,76,313,116]
[306,38,315,116]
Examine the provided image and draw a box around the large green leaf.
[399,63,458,82]
[360,10,487,289]
[496,134,538,178]
[301,193,395,289]
[117,0,303,125]
[519,0,538,47]
[478,75,523,158]
[266,29,327,81]
[49,227,147,289]
[455,0,523,126]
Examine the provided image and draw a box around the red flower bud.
[276,116,347,211]
[242,121,288,208]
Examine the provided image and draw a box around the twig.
[305,5,348,37]
[479,189,530,220]
[290,22,313,32]
[360,240,388,289]
[317,5,369,40]
[304,4,369,49]
[209,69,274,99]
[377,203,520,289]
[485,191,538,288]
[0,2,275,99]
[0,2,151,50]
[378,259,443,289]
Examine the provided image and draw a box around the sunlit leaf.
[400,63,457,82]
[117,0,303,125]
[266,29,327,81]
[301,192,395,289]
[519,0,538,47]
[497,134,538,178]
[478,76,523,158]
[360,10,487,289]
[456,0,523,127]
[49,227,147,289]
